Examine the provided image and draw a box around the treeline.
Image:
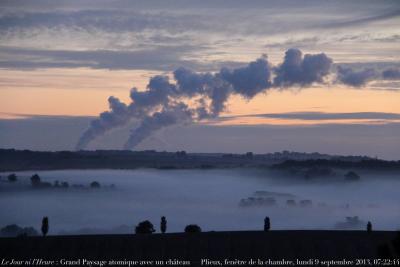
[1,216,203,237]
[2,173,111,190]
[0,149,396,172]
[273,159,400,171]
[0,149,261,171]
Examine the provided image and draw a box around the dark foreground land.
[1,149,400,172]
[0,231,398,266]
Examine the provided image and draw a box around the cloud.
[220,57,272,98]
[173,67,213,96]
[77,49,336,150]
[265,37,320,49]
[336,66,378,87]
[78,48,400,150]
[2,2,398,45]
[123,104,192,149]
[1,1,398,75]
[333,63,400,88]
[241,111,400,121]
[319,9,400,29]
[273,48,333,87]
[75,96,130,150]
[0,10,207,34]
[0,45,208,71]
[77,55,274,150]
[337,34,400,43]
[382,68,400,80]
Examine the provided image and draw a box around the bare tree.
[7,174,17,182]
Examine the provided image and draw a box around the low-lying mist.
[0,169,399,235]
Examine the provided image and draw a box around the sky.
[0,0,399,158]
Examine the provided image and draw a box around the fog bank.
[0,169,399,235]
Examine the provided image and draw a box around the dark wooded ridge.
[1,149,398,172]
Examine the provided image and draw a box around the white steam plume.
[76,49,334,150]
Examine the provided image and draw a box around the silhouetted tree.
[286,199,296,206]
[344,171,360,181]
[175,151,187,157]
[90,181,101,188]
[135,220,155,234]
[184,224,201,233]
[17,233,28,238]
[299,199,313,207]
[0,224,38,237]
[41,217,49,237]
[160,216,167,234]
[1,224,21,237]
[7,174,17,182]
[264,216,270,231]
[54,180,60,187]
[30,174,41,187]
[245,152,254,159]
[367,221,372,233]
[61,182,69,188]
